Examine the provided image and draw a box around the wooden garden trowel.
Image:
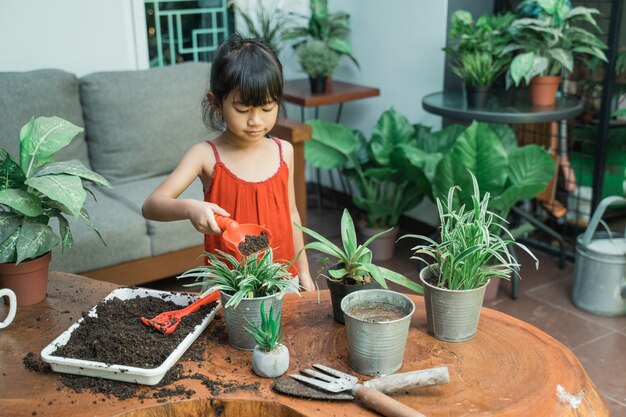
[214,214,273,256]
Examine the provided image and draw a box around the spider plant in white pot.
[402,172,538,342]
[178,249,298,350]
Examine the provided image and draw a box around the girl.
[142,35,314,291]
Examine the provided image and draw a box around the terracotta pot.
[358,225,399,262]
[483,278,501,302]
[529,75,562,107]
[0,252,51,306]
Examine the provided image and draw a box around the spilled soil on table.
[23,293,259,406]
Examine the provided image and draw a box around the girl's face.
[220,90,279,143]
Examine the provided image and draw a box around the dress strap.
[271,137,283,162]
[207,140,221,163]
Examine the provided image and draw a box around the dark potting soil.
[23,299,260,404]
[238,231,269,256]
[347,302,407,322]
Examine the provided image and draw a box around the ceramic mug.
[0,288,17,329]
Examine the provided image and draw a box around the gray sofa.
[0,63,310,285]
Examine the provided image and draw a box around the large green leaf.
[25,174,86,217]
[486,123,518,152]
[0,229,19,263]
[379,267,423,294]
[0,152,26,190]
[34,160,111,187]
[340,209,357,259]
[304,140,347,169]
[0,212,22,245]
[15,218,60,263]
[370,108,414,165]
[548,48,573,72]
[305,120,358,169]
[510,52,535,85]
[0,188,43,217]
[20,116,83,176]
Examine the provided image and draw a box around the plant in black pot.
[294,208,422,324]
[444,10,515,107]
[296,40,340,94]
[0,116,110,306]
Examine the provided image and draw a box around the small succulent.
[244,301,284,352]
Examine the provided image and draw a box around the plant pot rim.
[340,289,415,324]
[220,290,284,304]
[419,264,490,293]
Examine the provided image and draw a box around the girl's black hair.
[202,34,284,131]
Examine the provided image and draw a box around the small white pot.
[251,344,289,378]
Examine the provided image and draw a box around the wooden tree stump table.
[0,272,608,417]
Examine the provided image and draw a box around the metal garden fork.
[291,364,426,417]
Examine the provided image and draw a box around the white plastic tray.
[41,287,219,385]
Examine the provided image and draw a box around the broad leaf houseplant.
[295,208,422,323]
[178,248,298,350]
[403,172,538,342]
[0,116,110,306]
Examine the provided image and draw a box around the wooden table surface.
[283,79,380,107]
[0,272,608,417]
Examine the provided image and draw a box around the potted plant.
[403,172,538,342]
[244,300,289,378]
[304,108,427,260]
[230,0,293,55]
[444,10,515,107]
[294,208,422,324]
[0,116,110,306]
[296,40,340,93]
[503,0,607,106]
[178,249,298,350]
[283,0,359,91]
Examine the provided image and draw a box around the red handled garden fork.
[141,290,220,334]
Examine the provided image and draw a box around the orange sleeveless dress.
[204,138,299,276]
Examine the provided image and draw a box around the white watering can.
[572,196,626,316]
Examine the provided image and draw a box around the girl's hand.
[298,271,316,292]
[185,200,230,235]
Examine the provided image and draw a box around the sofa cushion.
[0,69,91,167]
[50,186,152,273]
[102,175,204,256]
[80,63,214,185]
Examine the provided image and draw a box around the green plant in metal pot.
[178,249,296,309]
[403,172,538,291]
[444,10,515,88]
[305,108,427,229]
[0,116,110,264]
[503,0,607,88]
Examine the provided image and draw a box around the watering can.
[572,196,626,317]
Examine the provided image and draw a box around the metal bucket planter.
[221,291,284,350]
[341,289,415,376]
[419,265,488,342]
[573,196,626,317]
[326,277,381,324]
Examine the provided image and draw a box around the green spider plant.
[177,249,297,308]
[403,172,538,290]
[244,301,284,352]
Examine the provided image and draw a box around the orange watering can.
[215,214,273,256]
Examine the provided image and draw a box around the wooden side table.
[283,79,381,208]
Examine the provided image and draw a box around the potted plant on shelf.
[305,108,427,260]
[503,0,607,106]
[0,116,110,306]
[402,172,538,342]
[296,40,340,94]
[444,10,515,107]
[245,300,289,378]
[294,208,422,324]
[178,249,298,350]
[283,0,359,92]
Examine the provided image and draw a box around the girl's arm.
[282,140,315,292]
[142,142,229,235]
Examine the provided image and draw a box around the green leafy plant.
[230,0,293,55]
[504,0,607,87]
[0,116,110,264]
[283,0,359,70]
[294,208,422,293]
[177,249,297,308]
[244,301,284,352]
[444,10,515,87]
[403,172,538,290]
[305,108,427,228]
[296,40,340,78]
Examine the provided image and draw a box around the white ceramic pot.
[251,344,289,378]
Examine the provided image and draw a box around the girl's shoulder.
[272,137,294,155]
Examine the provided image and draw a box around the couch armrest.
[270,118,312,226]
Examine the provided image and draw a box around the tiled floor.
[148,206,626,416]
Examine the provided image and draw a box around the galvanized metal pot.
[419,265,488,342]
[341,289,415,376]
[220,291,284,351]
